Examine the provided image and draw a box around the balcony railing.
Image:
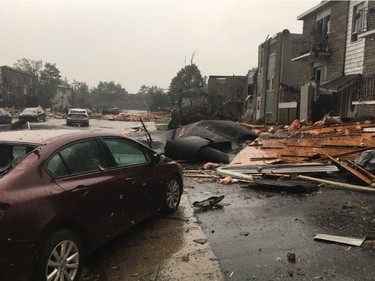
[279,84,299,103]
[353,75,375,102]
[291,41,331,62]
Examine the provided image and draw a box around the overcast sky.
[1,0,318,93]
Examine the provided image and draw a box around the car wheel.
[162,176,182,214]
[33,230,83,281]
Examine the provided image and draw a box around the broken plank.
[323,147,375,159]
[314,234,365,247]
[345,159,375,180]
[320,151,372,185]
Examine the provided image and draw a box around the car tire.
[161,175,182,214]
[33,230,83,281]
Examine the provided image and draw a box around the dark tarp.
[173,120,258,143]
[163,120,257,163]
[355,149,375,170]
[165,136,229,163]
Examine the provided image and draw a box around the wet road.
[185,173,375,281]
[20,118,375,280]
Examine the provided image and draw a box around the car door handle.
[125,177,136,184]
[71,185,89,196]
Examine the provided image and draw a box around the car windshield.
[69,110,86,114]
[0,144,37,175]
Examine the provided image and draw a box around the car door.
[46,138,126,243]
[100,137,162,223]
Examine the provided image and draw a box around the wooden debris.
[345,159,375,180]
[320,151,373,185]
[314,234,365,247]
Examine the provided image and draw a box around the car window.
[0,144,36,174]
[46,153,69,178]
[50,140,108,176]
[102,138,150,167]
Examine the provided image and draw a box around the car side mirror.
[151,153,161,164]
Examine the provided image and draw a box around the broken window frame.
[352,2,366,42]
[316,10,331,42]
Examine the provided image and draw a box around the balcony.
[358,7,375,39]
[291,42,331,62]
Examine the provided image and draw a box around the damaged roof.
[320,74,361,93]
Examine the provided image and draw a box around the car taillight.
[0,204,9,220]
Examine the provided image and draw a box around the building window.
[316,14,330,42]
[314,66,327,82]
[352,2,365,42]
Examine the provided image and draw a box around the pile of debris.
[110,111,171,122]
[184,116,375,193]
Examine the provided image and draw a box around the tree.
[13,58,43,77]
[71,80,90,109]
[91,81,128,111]
[144,86,171,111]
[37,63,61,107]
[168,63,206,108]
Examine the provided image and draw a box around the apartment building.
[294,0,375,121]
[0,65,38,107]
[208,75,248,120]
[255,29,304,124]
[293,1,350,121]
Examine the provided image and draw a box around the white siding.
[345,0,367,74]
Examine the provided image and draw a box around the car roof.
[0,129,113,145]
[69,108,86,111]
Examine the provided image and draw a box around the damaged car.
[66,108,90,126]
[0,129,183,281]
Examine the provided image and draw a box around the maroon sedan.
[0,130,183,281]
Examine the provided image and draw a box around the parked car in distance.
[19,107,46,122]
[102,107,120,115]
[0,129,183,281]
[66,108,89,126]
[0,108,12,124]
